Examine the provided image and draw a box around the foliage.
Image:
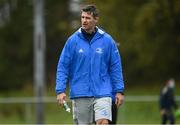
[83,0,180,84]
[0,0,33,90]
[0,0,71,90]
[0,0,180,90]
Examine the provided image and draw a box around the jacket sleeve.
[109,40,124,93]
[55,39,72,94]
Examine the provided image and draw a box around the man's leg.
[94,97,112,125]
[169,112,175,125]
[109,102,118,124]
[72,98,94,125]
[96,119,109,125]
[162,114,168,124]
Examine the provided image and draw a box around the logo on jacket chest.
[96,48,103,54]
[78,48,103,54]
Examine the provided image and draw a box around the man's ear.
[94,17,99,23]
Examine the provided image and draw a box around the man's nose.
[83,18,87,22]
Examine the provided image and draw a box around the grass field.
[0,101,180,124]
[0,82,180,124]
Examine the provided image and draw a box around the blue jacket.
[56,27,124,99]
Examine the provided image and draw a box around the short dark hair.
[81,5,99,18]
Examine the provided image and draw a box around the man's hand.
[57,93,66,105]
[115,93,124,108]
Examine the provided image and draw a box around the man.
[159,78,178,125]
[56,5,124,125]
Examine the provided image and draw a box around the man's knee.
[96,119,109,125]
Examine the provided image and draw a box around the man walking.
[56,5,124,125]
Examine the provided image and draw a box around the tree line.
[0,0,179,90]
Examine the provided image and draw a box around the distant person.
[159,78,178,125]
[55,4,125,125]
[109,91,124,125]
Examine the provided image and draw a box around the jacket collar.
[76,26,105,42]
[78,26,105,34]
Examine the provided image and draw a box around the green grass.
[45,101,180,124]
[0,82,180,124]
[0,102,73,124]
[1,100,180,124]
[117,102,180,124]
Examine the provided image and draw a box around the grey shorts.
[72,97,112,125]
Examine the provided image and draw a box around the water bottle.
[63,100,71,113]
